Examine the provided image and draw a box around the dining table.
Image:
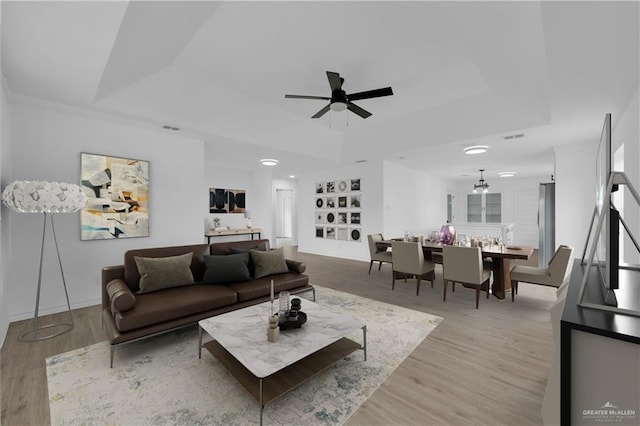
[377,239,534,300]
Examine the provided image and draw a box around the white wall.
[0,80,11,344]
[298,161,383,261]
[453,177,544,247]
[382,160,451,239]
[203,160,253,239]
[3,97,205,324]
[555,139,598,258]
[614,88,640,264]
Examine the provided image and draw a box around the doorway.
[276,189,293,247]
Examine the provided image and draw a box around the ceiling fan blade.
[347,102,372,119]
[326,71,342,92]
[285,94,330,100]
[312,104,331,118]
[347,87,393,101]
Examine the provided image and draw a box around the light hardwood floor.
[1,247,554,425]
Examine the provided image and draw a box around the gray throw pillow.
[251,248,289,279]
[202,252,251,284]
[134,253,194,294]
[229,244,267,277]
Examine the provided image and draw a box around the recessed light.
[260,159,278,166]
[464,145,488,155]
[289,175,295,179]
[499,171,516,177]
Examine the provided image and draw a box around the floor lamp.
[2,180,87,342]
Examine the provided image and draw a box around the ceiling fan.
[285,71,393,119]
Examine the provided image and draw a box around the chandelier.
[473,169,489,193]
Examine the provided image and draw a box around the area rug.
[47,286,442,425]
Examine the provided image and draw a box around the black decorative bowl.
[278,311,307,330]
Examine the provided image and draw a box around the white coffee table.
[198,298,367,425]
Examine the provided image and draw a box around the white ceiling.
[2,1,639,183]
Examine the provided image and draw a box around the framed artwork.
[314,177,361,243]
[209,188,228,213]
[80,153,149,240]
[209,187,247,214]
[228,189,246,213]
[326,227,336,239]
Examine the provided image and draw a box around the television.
[594,113,619,305]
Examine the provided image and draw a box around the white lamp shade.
[2,180,87,213]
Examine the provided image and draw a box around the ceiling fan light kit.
[499,171,516,177]
[260,159,278,166]
[285,71,393,119]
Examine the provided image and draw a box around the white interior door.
[276,189,292,238]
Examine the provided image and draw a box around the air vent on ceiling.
[162,125,180,131]
[355,159,368,163]
[503,133,524,140]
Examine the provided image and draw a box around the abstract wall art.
[80,153,149,240]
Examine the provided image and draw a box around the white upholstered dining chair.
[367,233,393,274]
[442,245,492,309]
[510,245,573,302]
[391,241,435,296]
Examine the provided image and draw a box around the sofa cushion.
[105,279,136,312]
[229,244,266,277]
[134,253,195,294]
[202,253,251,284]
[226,273,310,302]
[251,248,289,279]
[114,284,238,332]
[209,239,271,255]
[124,244,210,292]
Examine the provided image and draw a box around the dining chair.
[442,245,492,309]
[391,241,435,296]
[367,233,393,274]
[510,245,573,302]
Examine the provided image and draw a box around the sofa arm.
[286,259,306,274]
[106,279,136,312]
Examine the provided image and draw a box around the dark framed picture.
[338,212,347,224]
[325,196,336,208]
[350,228,361,241]
[350,212,361,224]
[326,181,335,193]
[315,227,324,238]
[315,212,324,224]
[326,227,336,239]
[326,212,335,223]
[316,182,324,194]
[350,195,361,208]
[351,178,361,191]
[316,197,324,208]
[338,196,347,208]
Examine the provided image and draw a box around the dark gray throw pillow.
[134,253,194,294]
[229,244,267,277]
[202,252,251,284]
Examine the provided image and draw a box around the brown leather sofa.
[101,239,313,367]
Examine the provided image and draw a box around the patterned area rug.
[47,286,442,425]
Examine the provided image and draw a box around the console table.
[560,260,640,425]
[205,228,262,244]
